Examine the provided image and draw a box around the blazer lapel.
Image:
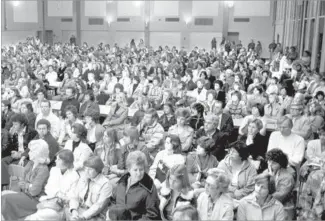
[220,113,227,130]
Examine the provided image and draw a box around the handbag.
[36,197,64,212]
[155,160,169,183]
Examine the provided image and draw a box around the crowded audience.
[1,36,324,220]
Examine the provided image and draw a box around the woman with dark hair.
[169,108,194,153]
[75,79,87,103]
[32,88,47,115]
[247,85,268,112]
[239,103,267,136]
[239,119,268,173]
[58,105,83,146]
[149,134,185,189]
[159,164,195,221]
[25,149,79,220]
[189,102,205,131]
[266,148,295,220]
[217,140,257,200]
[20,101,36,129]
[224,91,247,119]
[214,80,226,106]
[237,173,285,220]
[84,110,105,151]
[63,123,93,177]
[186,136,218,189]
[7,87,22,113]
[158,102,176,131]
[79,90,100,119]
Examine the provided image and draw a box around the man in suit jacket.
[196,114,226,161]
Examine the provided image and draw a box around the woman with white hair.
[2,139,50,220]
[196,168,234,220]
[25,149,80,220]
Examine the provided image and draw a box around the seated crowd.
[1,37,325,221]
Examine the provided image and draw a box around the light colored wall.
[2,0,273,53]
[228,3,273,58]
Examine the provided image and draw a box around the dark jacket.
[158,114,177,132]
[2,127,38,158]
[34,133,59,163]
[3,110,14,130]
[111,173,161,220]
[219,113,236,144]
[187,80,197,91]
[95,92,110,105]
[216,91,226,107]
[238,133,268,173]
[189,116,204,131]
[196,127,226,161]
[60,97,80,118]
[25,112,36,130]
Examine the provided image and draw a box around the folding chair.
[7,164,25,191]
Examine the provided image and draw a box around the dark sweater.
[61,97,80,118]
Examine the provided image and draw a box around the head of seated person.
[203,114,219,133]
[29,139,50,165]
[172,205,199,221]
[175,108,191,128]
[55,149,74,170]
[276,116,293,137]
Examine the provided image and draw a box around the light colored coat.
[69,173,112,220]
[217,156,257,200]
[64,140,93,172]
[197,192,234,220]
[237,194,285,220]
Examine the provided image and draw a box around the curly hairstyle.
[265,148,289,168]
[197,136,215,154]
[229,140,250,161]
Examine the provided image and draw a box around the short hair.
[175,108,191,120]
[56,149,74,168]
[265,148,289,168]
[64,105,78,118]
[10,113,28,127]
[250,118,263,131]
[114,83,124,92]
[252,103,265,117]
[152,77,160,83]
[41,100,51,108]
[36,119,51,130]
[172,205,199,221]
[253,85,264,94]
[165,134,182,154]
[21,101,34,113]
[92,83,101,90]
[84,156,104,174]
[145,108,159,120]
[229,140,250,160]
[207,168,231,192]
[35,88,47,98]
[85,90,95,101]
[214,79,224,89]
[277,116,293,128]
[126,150,148,171]
[231,90,242,101]
[28,139,50,165]
[255,173,276,195]
[205,114,219,128]
[197,136,215,154]
[315,91,325,99]
[191,102,205,117]
[166,164,191,191]
[72,123,87,140]
[84,109,100,123]
[123,126,140,142]
[206,90,217,100]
